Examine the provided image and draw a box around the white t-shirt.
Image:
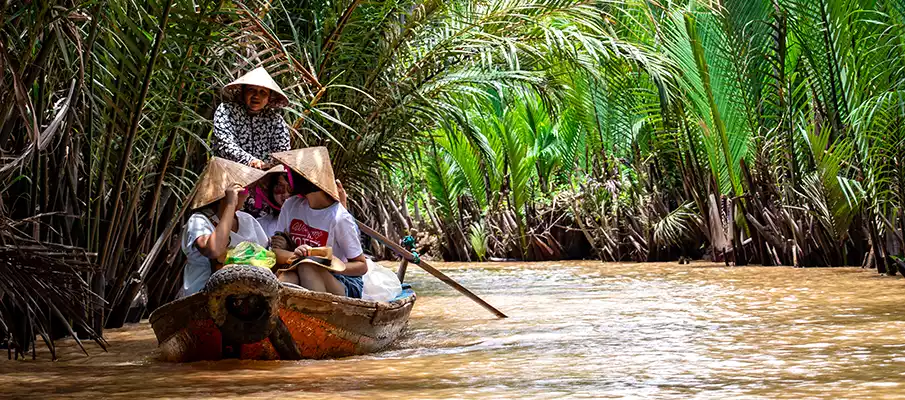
[257,213,281,238]
[276,196,362,262]
[181,210,269,296]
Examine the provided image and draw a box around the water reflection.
[4,262,905,399]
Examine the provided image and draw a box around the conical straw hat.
[296,256,346,272]
[262,164,286,176]
[190,157,269,209]
[277,248,346,273]
[271,147,340,202]
[277,257,346,273]
[221,67,289,109]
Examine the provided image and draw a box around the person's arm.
[213,104,257,165]
[273,244,311,268]
[270,232,288,251]
[342,254,368,277]
[273,248,296,266]
[194,185,241,260]
[272,198,303,267]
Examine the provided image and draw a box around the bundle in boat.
[149,264,415,361]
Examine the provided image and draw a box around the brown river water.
[4,261,905,399]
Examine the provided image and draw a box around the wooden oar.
[356,221,508,319]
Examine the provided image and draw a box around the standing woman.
[214,67,291,169]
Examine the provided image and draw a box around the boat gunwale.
[278,285,416,312]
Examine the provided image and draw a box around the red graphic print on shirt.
[289,219,329,247]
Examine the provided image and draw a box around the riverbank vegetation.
[408,0,905,272]
[2,0,904,356]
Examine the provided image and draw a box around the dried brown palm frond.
[0,217,105,360]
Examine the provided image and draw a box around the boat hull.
[150,283,415,362]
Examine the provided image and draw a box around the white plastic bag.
[361,258,402,302]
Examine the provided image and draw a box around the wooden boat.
[149,265,415,361]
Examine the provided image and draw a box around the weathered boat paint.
[150,284,415,362]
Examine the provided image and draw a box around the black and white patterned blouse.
[212,102,290,165]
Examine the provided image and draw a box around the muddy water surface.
[4,262,905,399]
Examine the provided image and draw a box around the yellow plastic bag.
[224,241,276,270]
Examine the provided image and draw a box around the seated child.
[270,147,367,298]
[254,166,292,237]
[181,158,270,296]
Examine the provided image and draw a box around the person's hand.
[249,159,265,169]
[293,244,312,258]
[224,184,243,206]
[271,234,288,250]
[336,179,348,208]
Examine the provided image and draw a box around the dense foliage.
[415,0,905,270]
[1,0,904,356]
